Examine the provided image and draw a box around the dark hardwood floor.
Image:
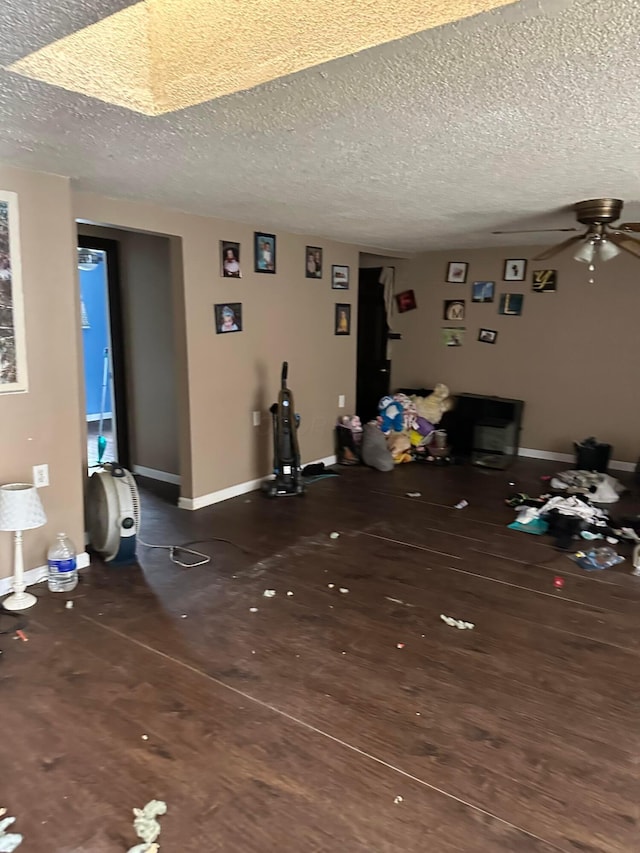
[2,460,640,852]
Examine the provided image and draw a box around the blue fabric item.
[508,518,549,536]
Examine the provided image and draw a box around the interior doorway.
[356,266,390,421]
[78,236,130,470]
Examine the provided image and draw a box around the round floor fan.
[86,463,140,564]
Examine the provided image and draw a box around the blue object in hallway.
[80,261,111,418]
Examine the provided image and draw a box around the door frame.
[77,235,131,469]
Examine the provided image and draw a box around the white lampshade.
[0,484,47,531]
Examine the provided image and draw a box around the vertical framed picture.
[442,327,465,347]
[305,246,323,279]
[334,303,351,335]
[503,259,527,281]
[478,328,498,344]
[499,293,524,315]
[214,303,243,333]
[443,299,465,321]
[254,232,276,273]
[446,261,468,283]
[532,269,557,292]
[331,265,350,290]
[471,281,495,303]
[395,289,417,313]
[220,241,241,278]
[0,191,27,393]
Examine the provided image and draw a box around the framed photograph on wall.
[0,190,27,393]
[214,303,243,333]
[499,293,524,315]
[472,281,495,303]
[220,241,241,278]
[442,327,465,347]
[532,269,557,292]
[395,289,417,313]
[335,303,351,335]
[478,328,498,344]
[443,299,465,321]
[254,232,276,273]
[306,246,323,279]
[446,261,468,283]
[503,259,527,281]
[332,265,350,289]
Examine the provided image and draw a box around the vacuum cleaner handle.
[281,361,288,388]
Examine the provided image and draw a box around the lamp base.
[3,590,37,610]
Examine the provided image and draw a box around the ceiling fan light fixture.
[573,240,596,264]
[597,238,621,262]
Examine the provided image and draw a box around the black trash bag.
[574,437,611,474]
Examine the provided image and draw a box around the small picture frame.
[532,269,557,292]
[220,241,241,278]
[499,293,524,316]
[478,328,498,344]
[254,232,276,273]
[332,264,350,290]
[471,281,495,303]
[335,303,351,335]
[395,289,417,313]
[214,302,242,333]
[442,327,465,347]
[443,299,465,321]
[305,246,323,279]
[503,259,527,281]
[446,261,468,283]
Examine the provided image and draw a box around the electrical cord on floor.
[137,535,250,568]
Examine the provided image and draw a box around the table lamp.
[0,483,47,610]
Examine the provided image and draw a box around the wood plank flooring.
[1,460,639,852]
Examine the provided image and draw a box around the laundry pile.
[507,469,636,551]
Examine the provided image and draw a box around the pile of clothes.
[507,469,634,550]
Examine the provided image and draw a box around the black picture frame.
[332,264,350,290]
[503,259,527,281]
[214,302,243,334]
[443,299,465,321]
[254,232,276,274]
[220,240,241,278]
[335,303,351,335]
[478,328,498,344]
[446,261,468,283]
[305,246,323,279]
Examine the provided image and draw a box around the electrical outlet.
[252,410,261,427]
[33,464,49,488]
[338,395,346,409]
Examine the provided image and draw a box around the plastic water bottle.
[47,533,78,592]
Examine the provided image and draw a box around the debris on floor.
[327,583,335,589]
[385,596,415,607]
[440,614,474,630]
[393,796,404,805]
[141,734,149,741]
[249,607,259,613]
[329,532,340,539]
[454,499,468,510]
[553,576,565,589]
[15,630,28,642]
[65,601,74,610]
[286,591,294,597]
[396,643,405,649]
[572,547,624,571]
[406,491,422,498]
[128,800,167,853]
[263,589,276,598]
[0,808,23,851]
[339,587,349,594]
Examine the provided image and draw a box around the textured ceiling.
[1,0,640,252]
[9,0,518,115]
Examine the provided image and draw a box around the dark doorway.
[356,267,390,421]
[78,235,130,470]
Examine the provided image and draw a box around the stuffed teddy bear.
[412,383,453,425]
[378,396,404,434]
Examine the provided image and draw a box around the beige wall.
[389,246,640,462]
[0,165,85,580]
[75,192,360,500]
[79,225,180,476]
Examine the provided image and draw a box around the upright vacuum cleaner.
[263,362,305,497]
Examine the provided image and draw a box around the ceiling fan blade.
[492,227,578,235]
[533,234,585,261]
[608,232,640,259]
[618,222,640,233]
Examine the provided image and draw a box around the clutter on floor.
[0,808,23,851]
[127,800,167,853]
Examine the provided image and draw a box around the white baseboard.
[179,454,338,511]
[0,551,91,596]
[86,413,112,423]
[133,465,181,485]
[518,448,635,473]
